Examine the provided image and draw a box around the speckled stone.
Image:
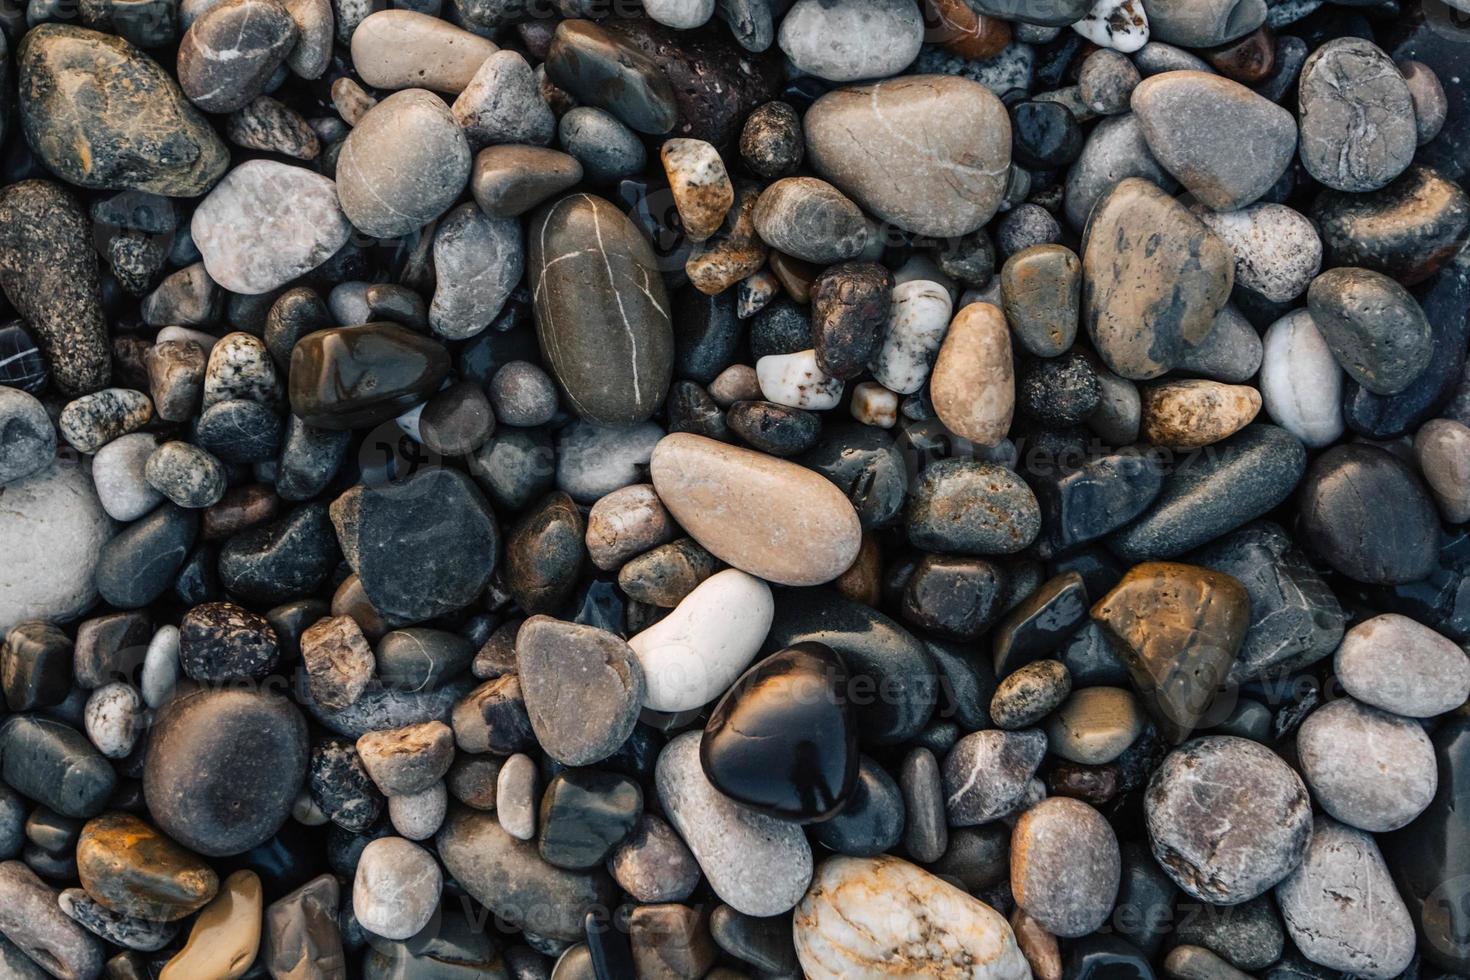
[1297,697,1436,832]
[907,458,1040,556]
[1306,267,1432,396]
[177,0,297,113]
[942,728,1047,825]
[1145,736,1312,904]
[1011,797,1120,938]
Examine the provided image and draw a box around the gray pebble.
[607,813,701,904]
[1307,267,1432,396]
[429,202,523,340]
[558,107,645,184]
[751,177,867,265]
[0,388,55,486]
[1334,613,1470,718]
[1011,797,1120,938]
[489,361,558,428]
[555,420,663,504]
[1296,696,1437,833]
[497,752,538,841]
[144,441,226,508]
[452,49,555,147]
[352,837,441,941]
[59,887,178,952]
[1298,38,1417,193]
[942,728,1047,826]
[899,747,947,864]
[1399,59,1448,145]
[0,861,103,980]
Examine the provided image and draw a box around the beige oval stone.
[930,303,1014,447]
[159,870,262,980]
[1140,379,1261,449]
[649,433,861,587]
[349,11,496,94]
[1043,686,1144,765]
[795,854,1030,980]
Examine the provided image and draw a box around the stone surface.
[430,203,523,340]
[804,74,1011,238]
[17,25,229,197]
[177,0,297,113]
[76,812,217,922]
[544,20,678,135]
[1011,797,1121,938]
[516,616,644,767]
[353,837,441,941]
[192,160,350,295]
[650,433,861,586]
[908,457,1040,556]
[1335,613,1470,718]
[157,869,262,980]
[0,861,104,980]
[0,460,114,634]
[1258,310,1343,448]
[1297,697,1437,833]
[1307,267,1432,396]
[1194,203,1322,303]
[1298,38,1417,193]
[794,855,1029,980]
[942,728,1047,825]
[929,303,1015,447]
[0,716,116,818]
[528,193,673,426]
[1140,380,1260,449]
[1145,736,1312,904]
[289,322,449,430]
[778,0,922,81]
[263,874,343,980]
[1313,166,1470,285]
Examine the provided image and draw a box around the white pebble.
[140,625,181,710]
[1072,0,1149,53]
[353,837,442,941]
[292,788,330,826]
[91,432,163,522]
[628,569,774,712]
[389,781,448,840]
[496,753,538,841]
[850,382,899,428]
[755,349,843,410]
[644,0,716,32]
[1259,310,1344,448]
[84,682,143,759]
[1195,203,1322,303]
[869,280,953,394]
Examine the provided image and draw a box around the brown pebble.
[1140,380,1260,449]
[1203,25,1277,84]
[1011,907,1062,980]
[201,485,281,541]
[930,303,1014,448]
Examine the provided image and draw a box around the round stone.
[177,0,297,113]
[0,389,54,487]
[516,617,645,767]
[1258,310,1343,448]
[1307,267,1432,396]
[353,837,441,941]
[1145,736,1312,904]
[1334,614,1470,719]
[1011,798,1120,938]
[1296,697,1437,833]
[1298,38,1417,193]
[777,0,923,83]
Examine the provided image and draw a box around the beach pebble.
[1298,38,1417,193]
[1335,614,1470,718]
[352,837,441,941]
[1194,203,1321,302]
[1258,310,1344,448]
[349,10,496,93]
[777,0,923,82]
[1011,798,1121,938]
[451,50,554,147]
[929,303,1014,446]
[1296,697,1437,832]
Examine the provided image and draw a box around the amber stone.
[769,251,816,305]
[1203,25,1276,84]
[77,812,219,922]
[287,322,449,430]
[1091,562,1249,743]
[924,0,1011,60]
[700,642,858,822]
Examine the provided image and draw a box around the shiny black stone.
[666,381,728,440]
[1010,100,1083,169]
[800,424,909,528]
[901,555,1007,641]
[992,571,1089,677]
[809,755,903,856]
[924,638,997,732]
[1032,448,1166,556]
[571,577,626,637]
[0,322,47,393]
[537,768,642,871]
[727,400,821,457]
[701,642,858,822]
[672,286,739,383]
[1057,619,1129,687]
[173,543,221,606]
[585,908,636,980]
[766,590,938,747]
[195,398,284,463]
[1065,933,1157,980]
[1384,705,1470,973]
[1,621,72,711]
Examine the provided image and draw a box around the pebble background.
[0,0,1466,978]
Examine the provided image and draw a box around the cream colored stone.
[795,855,1030,980]
[850,381,898,429]
[649,433,861,586]
[159,870,262,980]
[1140,379,1261,449]
[349,11,496,94]
[1043,687,1143,765]
[930,303,1014,447]
[660,138,733,243]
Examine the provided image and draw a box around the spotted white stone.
[84,682,144,759]
[1072,0,1150,52]
[1259,310,1343,449]
[628,569,773,713]
[850,382,898,429]
[795,854,1031,980]
[1195,203,1322,303]
[869,279,953,394]
[755,349,843,410]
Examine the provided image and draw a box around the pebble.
[751,178,867,265]
[350,10,495,93]
[1275,818,1416,980]
[143,441,226,509]
[794,855,1029,980]
[805,74,1011,238]
[430,203,522,340]
[554,420,663,504]
[353,837,441,941]
[60,388,153,455]
[1297,697,1437,833]
[1045,687,1143,764]
[755,349,844,411]
[1143,0,1264,46]
[144,687,308,856]
[1416,417,1470,522]
[655,731,812,916]
[868,280,952,395]
[1012,797,1121,937]
[94,503,197,609]
[2,622,73,712]
[538,769,641,869]
[740,101,804,179]
[157,870,262,980]
[544,20,677,135]
[82,682,143,758]
[1298,38,1417,193]
[645,0,713,28]
[145,341,207,424]
[1002,245,1080,358]
[584,484,672,571]
[0,716,116,818]
[558,107,647,183]
[1258,310,1343,448]
[1144,736,1312,904]
[991,660,1071,729]
[452,50,554,147]
[908,457,1040,555]
[356,721,454,798]
[1313,166,1470,285]
[930,303,1015,446]
[472,145,583,219]
[1297,443,1438,585]
[496,753,538,841]
[660,139,733,244]
[650,432,860,585]
[1194,203,1321,302]
[1140,380,1260,449]
[262,875,342,980]
[60,888,179,953]
[607,813,700,904]
[1073,0,1150,52]
[75,811,217,922]
[0,861,104,980]
[516,617,644,766]
[942,728,1047,825]
[777,0,923,82]
[1335,613,1470,718]
[0,460,114,634]
[0,324,47,394]
[1083,178,1233,379]
[0,388,54,486]
[90,434,161,522]
[336,89,470,240]
[528,193,673,426]
[177,0,297,113]
[1400,60,1447,145]
[1307,267,1432,396]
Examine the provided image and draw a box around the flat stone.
[796,855,1028,979]
[516,616,644,766]
[1083,178,1234,380]
[1298,38,1417,193]
[528,193,673,426]
[428,202,522,341]
[608,813,700,903]
[289,322,449,430]
[805,74,1011,238]
[751,177,867,265]
[94,503,196,610]
[143,687,308,856]
[60,888,179,953]
[1335,613,1470,718]
[649,432,861,587]
[177,0,297,113]
[179,601,278,682]
[1145,736,1312,904]
[0,716,116,818]
[1298,697,1437,832]
[1276,818,1415,980]
[1045,687,1143,764]
[1258,310,1343,448]
[17,25,228,197]
[76,812,218,922]
[1012,797,1121,938]
[1297,443,1438,585]
[191,161,350,295]
[0,460,114,634]
[942,728,1047,825]
[437,807,617,942]
[656,730,812,917]
[0,181,110,396]
[1307,267,1432,396]
[538,768,642,870]
[777,0,923,82]
[336,89,471,240]
[356,720,454,799]
[471,145,583,220]
[1141,0,1264,46]
[1092,562,1248,742]
[349,9,496,93]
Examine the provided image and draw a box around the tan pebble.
[930,303,1014,447]
[850,381,898,428]
[585,484,675,571]
[686,185,767,295]
[661,138,735,243]
[160,870,262,980]
[1011,907,1062,980]
[1140,379,1260,449]
[707,364,762,407]
[1044,687,1144,765]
